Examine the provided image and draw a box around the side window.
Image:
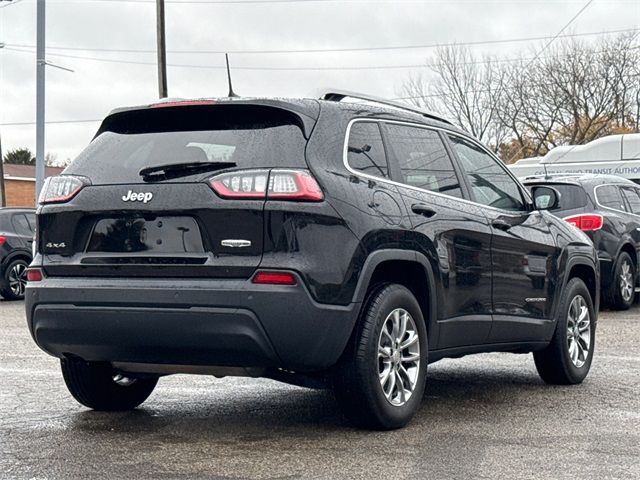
[384,124,463,198]
[26,214,36,231]
[621,187,640,214]
[448,134,525,211]
[597,185,625,211]
[11,214,32,236]
[346,122,389,178]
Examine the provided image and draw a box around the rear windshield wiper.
[139,161,237,181]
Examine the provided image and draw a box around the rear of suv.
[27,95,599,430]
[522,174,640,310]
[0,208,35,300]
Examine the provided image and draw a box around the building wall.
[4,179,36,207]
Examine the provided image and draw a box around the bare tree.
[397,45,508,152]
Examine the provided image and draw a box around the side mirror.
[531,185,560,210]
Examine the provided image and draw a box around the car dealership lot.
[2,299,639,480]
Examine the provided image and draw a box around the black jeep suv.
[523,174,640,310]
[0,208,35,300]
[26,94,599,430]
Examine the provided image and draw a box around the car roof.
[521,173,638,187]
[0,208,35,214]
[101,96,463,136]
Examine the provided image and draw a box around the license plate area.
[86,216,205,254]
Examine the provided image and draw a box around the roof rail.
[319,89,452,125]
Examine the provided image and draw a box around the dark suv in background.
[0,208,35,301]
[523,174,639,310]
[26,93,599,430]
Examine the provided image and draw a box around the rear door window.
[384,124,462,198]
[621,187,640,215]
[11,214,32,236]
[596,185,626,211]
[346,122,389,179]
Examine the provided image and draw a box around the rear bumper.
[25,275,359,372]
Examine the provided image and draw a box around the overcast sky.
[0,0,639,163]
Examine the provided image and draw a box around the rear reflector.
[209,169,323,201]
[252,271,297,285]
[563,214,604,231]
[26,268,43,282]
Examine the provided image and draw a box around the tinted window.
[65,105,308,184]
[528,184,588,212]
[448,134,525,211]
[347,122,388,178]
[597,185,625,211]
[11,214,32,236]
[26,214,36,230]
[621,187,640,214]
[385,124,462,198]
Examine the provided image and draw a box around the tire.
[606,252,635,310]
[0,258,29,301]
[534,277,596,385]
[333,284,428,430]
[61,358,158,411]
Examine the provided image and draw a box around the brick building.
[1,164,64,208]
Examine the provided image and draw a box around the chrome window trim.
[342,117,530,214]
[593,183,640,216]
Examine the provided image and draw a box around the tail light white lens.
[563,214,604,231]
[39,175,88,204]
[209,169,323,201]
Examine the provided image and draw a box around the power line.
[5,43,639,71]
[3,27,637,55]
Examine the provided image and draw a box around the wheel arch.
[350,249,438,349]
[1,249,32,274]
[565,257,599,312]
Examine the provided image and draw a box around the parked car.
[26,93,599,430]
[523,174,640,310]
[0,208,35,301]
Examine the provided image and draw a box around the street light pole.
[156,0,168,98]
[35,0,45,202]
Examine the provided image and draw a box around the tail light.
[252,270,297,285]
[39,175,89,205]
[0,236,5,246]
[564,214,604,231]
[209,169,323,201]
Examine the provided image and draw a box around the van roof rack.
[319,89,452,125]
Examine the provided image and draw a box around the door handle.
[411,204,436,218]
[492,218,512,231]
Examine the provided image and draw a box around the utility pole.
[35,0,45,202]
[0,133,5,207]
[156,0,168,98]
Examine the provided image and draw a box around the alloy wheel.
[8,262,27,298]
[619,260,634,303]
[377,308,420,406]
[566,295,591,368]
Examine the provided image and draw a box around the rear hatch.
[38,101,317,278]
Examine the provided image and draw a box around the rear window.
[65,105,308,184]
[531,184,588,212]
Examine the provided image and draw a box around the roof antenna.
[225,53,239,98]
[543,162,550,179]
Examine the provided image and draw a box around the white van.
[509,133,640,184]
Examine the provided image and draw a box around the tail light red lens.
[252,271,297,285]
[564,214,604,231]
[0,236,5,246]
[39,175,89,204]
[26,268,43,282]
[209,169,323,201]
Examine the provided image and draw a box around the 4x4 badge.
[122,190,153,203]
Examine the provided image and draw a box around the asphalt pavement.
[1,299,639,479]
